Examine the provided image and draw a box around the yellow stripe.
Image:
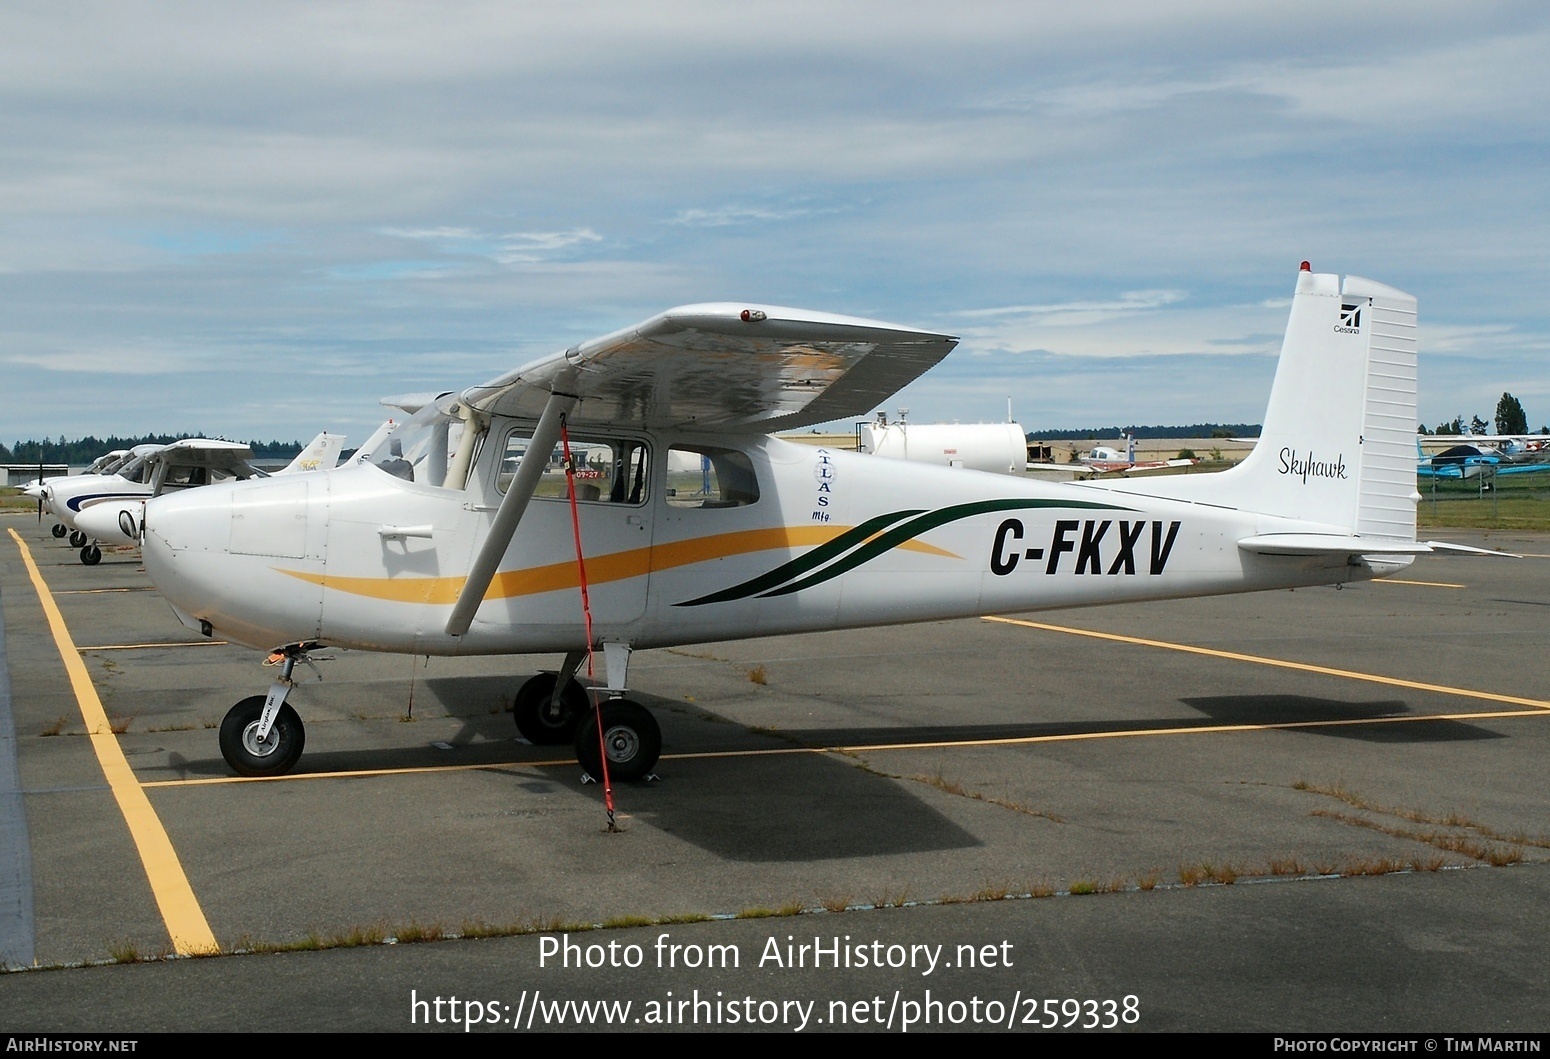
[139,706,1550,788]
[1370,578,1465,589]
[8,528,219,955]
[277,524,961,604]
[984,615,1550,711]
[78,641,229,652]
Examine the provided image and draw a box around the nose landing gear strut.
[217,643,320,777]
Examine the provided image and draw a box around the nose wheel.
[79,544,102,565]
[219,695,306,777]
[574,699,661,782]
[51,524,67,538]
[68,530,88,548]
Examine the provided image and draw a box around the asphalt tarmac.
[1,515,1547,1033]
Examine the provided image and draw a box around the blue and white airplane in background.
[1416,439,1550,481]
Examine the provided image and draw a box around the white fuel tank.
[859,422,1027,476]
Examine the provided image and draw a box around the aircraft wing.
[159,439,254,465]
[460,304,958,432]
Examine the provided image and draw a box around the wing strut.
[445,390,578,637]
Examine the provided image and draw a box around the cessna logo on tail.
[1335,302,1362,334]
[1278,447,1349,483]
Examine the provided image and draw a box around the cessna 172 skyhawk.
[42,432,345,564]
[139,264,1488,781]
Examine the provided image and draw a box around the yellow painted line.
[55,588,156,595]
[1370,578,1465,589]
[78,641,229,652]
[143,761,569,787]
[984,615,1550,711]
[139,706,1550,788]
[8,527,219,955]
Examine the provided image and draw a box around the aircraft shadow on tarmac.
[160,745,983,864]
[1180,694,1507,743]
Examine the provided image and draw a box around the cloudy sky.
[3,1,1547,446]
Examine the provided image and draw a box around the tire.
[219,695,306,777]
[574,699,661,782]
[51,524,67,538]
[513,673,589,745]
[68,530,88,548]
[79,545,102,565]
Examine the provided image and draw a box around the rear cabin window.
[495,429,650,505]
[665,447,759,508]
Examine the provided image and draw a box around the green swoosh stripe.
[761,498,1131,598]
[674,509,923,607]
[678,497,1133,606]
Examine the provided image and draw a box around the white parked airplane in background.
[136,264,1499,784]
[44,433,345,564]
[1078,434,1195,474]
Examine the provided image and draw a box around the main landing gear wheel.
[68,530,88,548]
[574,699,661,782]
[513,673,589,745]
[79,545,101,565]
[51,524,67,538]
[219,695,306,777]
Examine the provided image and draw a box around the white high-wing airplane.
[71,436,346,554]
[39,443,166,551]
[139,265,1494,782]
[47,433,345,564]
[1078,434,1195,474]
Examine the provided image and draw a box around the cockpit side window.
[494,427,649,505]
[665,446,759,508]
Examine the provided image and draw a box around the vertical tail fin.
[280,432,347,474]
[1122,267,1419,539]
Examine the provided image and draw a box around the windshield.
[115,456,152,483]
[370,394,484,489]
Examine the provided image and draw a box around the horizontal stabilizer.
[1239,534,1518,558]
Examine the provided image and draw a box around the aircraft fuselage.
[142,428,1383,656]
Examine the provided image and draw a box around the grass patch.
[108,714,134,735]
[1068,880,1097,895]
[601,914,656,929]
[106,940,141,964]
[39,715,68,737]
[394,922,445,944]
[910,767,1063,821]
[1417,493,1550,531]
[1297,780,1550,850]
[746,665,768,685]
[1309,807,1524,865]
[1136,870,1161,891]
[1266,856,1307,876]
[1202,863,1238,885]
[656,911,713,926]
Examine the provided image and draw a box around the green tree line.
[1,434,305,465]
[1417,392,1545,436]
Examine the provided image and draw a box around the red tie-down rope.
[560,421,617,831]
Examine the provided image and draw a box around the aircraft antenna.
[560,421,619,833]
